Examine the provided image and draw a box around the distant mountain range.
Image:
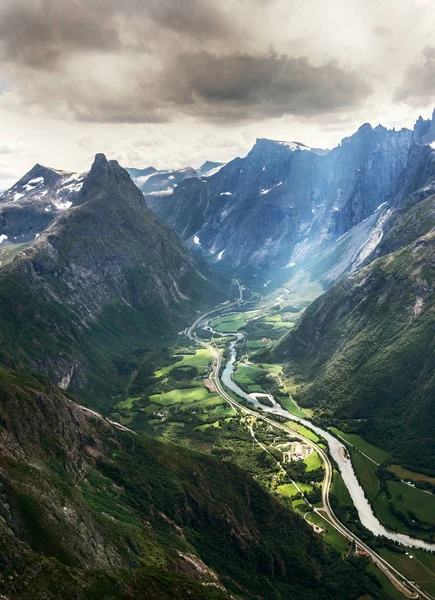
[126,161,224,212]
[0,160,225,261]
[148,111,435,285]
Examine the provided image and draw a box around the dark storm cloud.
[395,47,435,105]
[0,0,232,68]
[163,52,371,120]
[0,0,120,68]
[0,0,372,123]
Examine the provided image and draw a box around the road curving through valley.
[187,285,435,599]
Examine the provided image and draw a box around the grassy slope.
[276,231,435,470]
[0,356,385,600]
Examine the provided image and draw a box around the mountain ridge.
[0,154,225,408]
[147,110,435,284]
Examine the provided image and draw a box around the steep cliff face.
[0,155,222,408]
[154,123,415,272]
[0,356,379,600]
[275,230,435,469]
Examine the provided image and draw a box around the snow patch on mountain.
[147,188,174,196]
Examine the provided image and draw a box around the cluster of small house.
[281,442,313,463]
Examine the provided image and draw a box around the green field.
[284,421,320,443]
[195,420,223,432]
[297,482,315,494]
[261,363,283,375]
[259,313,294,330]
[305,512,349,554]
[387,464,435,485]
[378,548,435,597]
[348,447,380,502]
[279,395,310,418]
[115,396,141,409]
[388,480,435,523]
[209,311,257,333]
[278,483,298,497]
[291,498,310,512]
[150,387,220,407]
[246,339,270,350]
[233,364,266,386]
[330,428,390,464]
[373,492,408,532]
[331,470,353,506]
[366,563,406,600]
[304,451,322,471]
[154,348,213,377]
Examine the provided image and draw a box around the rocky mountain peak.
[198,160,225,177]
[413,107,435,144]
[74,153,146,211]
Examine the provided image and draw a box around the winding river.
[218,329,435,552]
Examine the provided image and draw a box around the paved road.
[187,289,432,600]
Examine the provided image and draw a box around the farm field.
[304,451,322,471]
[209,311,257,333]
[387,464,435,486]
[233,364,266,386]
[259,313,294,330]
[284,421,320,443]
[388,480,435,523]
[279,395,310,418]
[150,387,219,406]
[278,483,298,497]
[348,447,380,502]
[330,428,390,464]
[115,396,141,410]
[331,470,353,506]
[154,348,213,377]
[305,511,349,554]
[378,548,435,597]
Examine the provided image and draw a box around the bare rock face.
[153,113,435,279]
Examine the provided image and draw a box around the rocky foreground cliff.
[0,354,383,600]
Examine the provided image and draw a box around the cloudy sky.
[1,0,435,187]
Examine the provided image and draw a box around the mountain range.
[1,108,435,598]
[148,112,435,285]
[126,162,224,213]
